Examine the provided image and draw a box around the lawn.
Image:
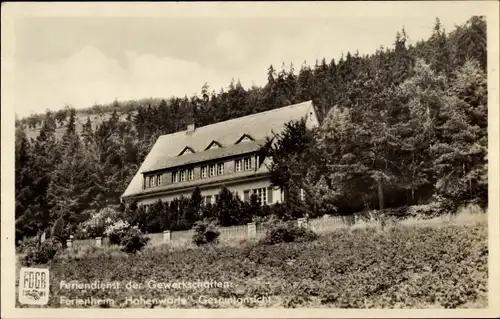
[16,211,488,309]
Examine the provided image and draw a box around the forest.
[15,17,488,243]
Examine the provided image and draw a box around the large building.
[121,100,320,209]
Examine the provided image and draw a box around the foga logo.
[18,267,49,305]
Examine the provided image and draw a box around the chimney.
[187,124,195,134]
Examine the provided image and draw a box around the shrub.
[16,236,39,254]
[192,219,220,246]
[22,238,63,266]
[261,221,319,245]
[74,207,120,239]
[406,196,457,219]
[293,226,320,242]
[119,227,149,254]
[105,220,131,245]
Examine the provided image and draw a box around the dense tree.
[431,59,487,205]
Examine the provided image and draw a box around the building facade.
[121,101,320,209]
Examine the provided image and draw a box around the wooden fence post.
[163,230,171,243]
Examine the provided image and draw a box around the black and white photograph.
[1,2,499,318]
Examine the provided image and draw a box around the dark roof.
[122,100,319,198]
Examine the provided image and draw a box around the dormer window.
[172,171,178,183]
[235,134,255,144]
[179,146,195,156]
[205,140,222,151]
[149,176,155,188]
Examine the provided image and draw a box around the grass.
[15,205,488,309]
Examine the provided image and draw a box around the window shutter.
[244,190,250,202]
[267,187,273,204]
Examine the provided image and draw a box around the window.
[232,191,240,200]
[244,157,252,170]
[149,176,155,188]
[203,196,212,206]
[300,188,305,201]
[214,194,219,203]
[252,188,267,206]
[180,170,187,182]
[209,164,216,177]
[201,166,208,178]
[188,168,194,181]
[235,159,243,172]
[172,171,178,183]
[157,174,162,186]
[217,163,224,175]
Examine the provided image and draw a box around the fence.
[70,215,351,248]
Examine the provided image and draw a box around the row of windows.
[202,191,241,206]
[144,156,257,189]
[200,162,225,179]
[139,187,271,211]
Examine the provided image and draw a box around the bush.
[105,220,131,245]
[192,219,220,246]
[293,226,320,242]
[406,196,458,219]
[22,238,63,266]
[74,207,120,239]
[16,236,39,254]
[119,227,149,254]
[261,221,319,245]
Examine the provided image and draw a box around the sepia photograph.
[1,1,499,318]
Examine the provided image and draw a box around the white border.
[2,1,499,318]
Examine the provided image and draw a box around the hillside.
[20,112,130,141]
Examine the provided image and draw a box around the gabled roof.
[122,100,319,198]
